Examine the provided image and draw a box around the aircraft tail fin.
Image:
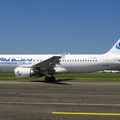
[107,39,120,54]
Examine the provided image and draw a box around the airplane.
[100,70,120,73]
[0,39,120,82]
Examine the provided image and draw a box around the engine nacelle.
[14,67,34,78]
[54,67,67,73]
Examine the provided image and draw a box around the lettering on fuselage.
[0,57,32,65]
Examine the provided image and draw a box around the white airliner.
[0,39,120,82]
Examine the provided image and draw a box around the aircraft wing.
[32,56,61,70]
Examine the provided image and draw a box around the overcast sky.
[0,0,120,54]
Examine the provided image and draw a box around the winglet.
[61,52,70,58]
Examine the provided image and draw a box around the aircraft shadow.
[31,79,72,85]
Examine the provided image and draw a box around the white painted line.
[0,102,120,107]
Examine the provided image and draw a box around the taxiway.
[0,81,120,120]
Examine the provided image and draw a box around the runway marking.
[0,102,120,107]
[52,112,120,116]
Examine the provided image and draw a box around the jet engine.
[54,67,67,73]
[14,67,35,78]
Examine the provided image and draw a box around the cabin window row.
[60,59,97,62]
[32,59,98,62]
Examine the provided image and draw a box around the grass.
[0,72,120,81]
[55,72,120,81]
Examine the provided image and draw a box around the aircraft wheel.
[45,76,50,82]
[50,76,56,82]
[45,76,56,82]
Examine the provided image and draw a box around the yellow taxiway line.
[52,112,120,116]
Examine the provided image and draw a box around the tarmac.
[0,81,120,120]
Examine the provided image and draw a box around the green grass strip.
[0,72,120,81]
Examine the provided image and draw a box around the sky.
[0,0,120,54]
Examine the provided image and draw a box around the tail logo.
[16,70,22,76]
[116,42,120,50]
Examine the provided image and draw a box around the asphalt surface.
[0,81,120,120]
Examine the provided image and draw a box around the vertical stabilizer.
[107,39,120,54]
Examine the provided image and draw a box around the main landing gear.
[45,75,56,82]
